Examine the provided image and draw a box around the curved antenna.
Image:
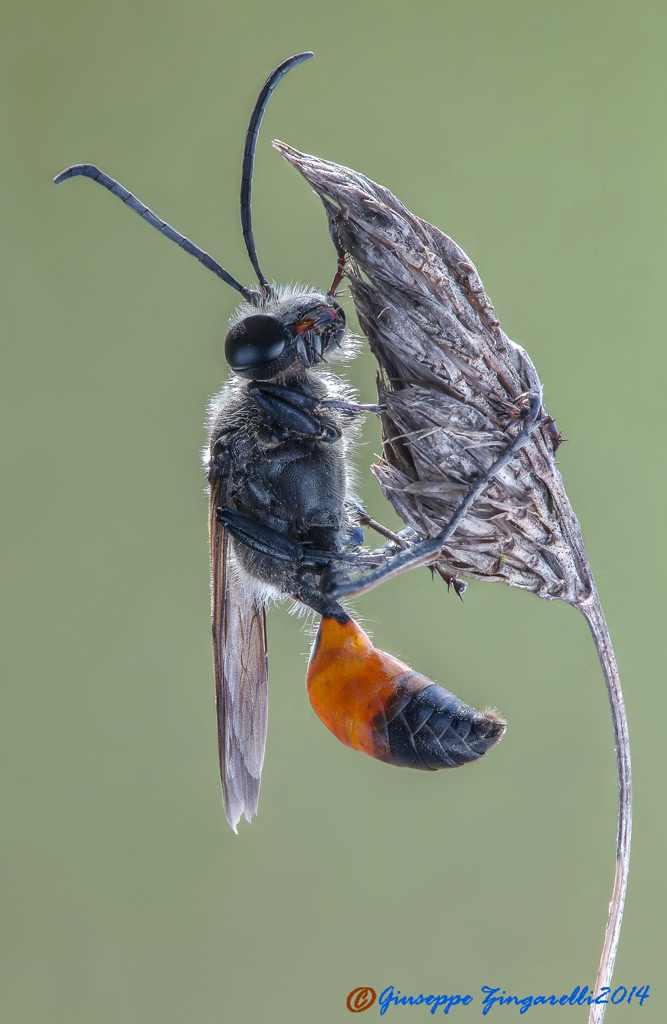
[241,51,314,293]
[54,164,261,305]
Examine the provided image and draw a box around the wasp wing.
[209,474,268,832]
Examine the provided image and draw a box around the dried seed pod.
[276,141,630,1024]
[275,142,593,603]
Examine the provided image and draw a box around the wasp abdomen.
[307,616,505,770]
[382,684,506,770]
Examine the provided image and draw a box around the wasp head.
[225,289,347,380]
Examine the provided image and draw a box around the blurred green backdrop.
[2,1,666,1021]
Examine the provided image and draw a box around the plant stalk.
[578,592,632,1024]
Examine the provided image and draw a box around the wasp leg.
[216,507,304,562]
[247,382,341,442]
[326,208,349,296]
[306,615,505,767]
[328,392,543,599]
[328,249,347,297]
[541,413,564,452]
[320,399,383,416]
[217,507,363,581]
[346,504,467,596]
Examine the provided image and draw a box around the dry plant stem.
[276,141,632,1023]
[578,594,632,1024]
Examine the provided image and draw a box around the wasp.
[55,53,510,832]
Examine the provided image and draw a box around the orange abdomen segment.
[307,616,506,770]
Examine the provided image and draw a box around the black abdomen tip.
[384,684,506,770]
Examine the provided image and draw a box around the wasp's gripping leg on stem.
[328,392,544,600]
[349,504,467,597]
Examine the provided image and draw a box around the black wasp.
[55,53,509,832]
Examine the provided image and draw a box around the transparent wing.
[209,475,268,832]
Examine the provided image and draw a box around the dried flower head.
[276,140,630,1024]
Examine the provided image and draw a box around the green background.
[3,1,665,1021]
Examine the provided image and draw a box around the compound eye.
[225,315,286,372]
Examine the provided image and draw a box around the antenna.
[240,51,314,293]
[53,53,315,304]
[54,164,261,304]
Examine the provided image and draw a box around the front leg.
[247,382,341,442]
[320,398,382,416]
